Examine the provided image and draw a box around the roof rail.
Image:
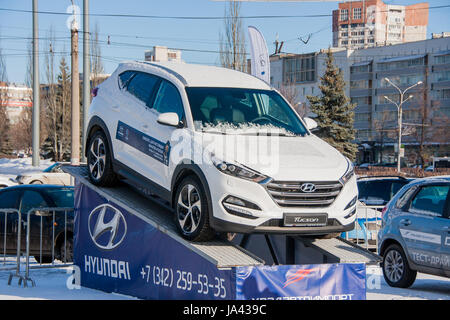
[138,61,188,85]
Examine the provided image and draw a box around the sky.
[1,0,450,84]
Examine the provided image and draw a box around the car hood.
[194,132,348,181]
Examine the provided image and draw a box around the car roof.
[117,61,272,90]
[0,185,74,192]
[407,175,450,186]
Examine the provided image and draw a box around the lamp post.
[383,78,423,172]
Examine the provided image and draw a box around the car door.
[0,189,22,253]
[140,79,186,190]
[113,71,161,177]
[440,190,450,275]
[398,184,450,271]
[19,190,52,253]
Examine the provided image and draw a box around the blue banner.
[74,182,234,300]
[236,264,366,300]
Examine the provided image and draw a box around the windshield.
[185,87,308,136]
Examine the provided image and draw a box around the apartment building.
[332,0,428,49]
[145,46,182,63]
[270,36,450,162]
[0,82,32,124]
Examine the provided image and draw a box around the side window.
[0,190,21,209]
[153,80,185,120]
[126,72,159,106]
[20,191,48,214]
[118,71,135,89]
[410,185,450,217]
[396,186,417,209]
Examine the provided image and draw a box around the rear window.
[358,180,392,204]
[44,188,74,208]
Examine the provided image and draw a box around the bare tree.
[279,81,308,117]
[90,23,104,88]
[0,30,8,83]
[219,0,247,72]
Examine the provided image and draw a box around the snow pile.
[0,158,54,179]
[198,122,297,136]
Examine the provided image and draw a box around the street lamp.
[383,78,423,172]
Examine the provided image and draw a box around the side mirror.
[157,112,181,127]
[303,117,318,131]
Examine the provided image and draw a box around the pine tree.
[307,49,358,161]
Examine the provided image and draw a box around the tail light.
[381,206,388,220]
[91,87,98,97]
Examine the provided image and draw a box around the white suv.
[86,61,358,241]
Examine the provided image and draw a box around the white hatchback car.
[85,61,358,241]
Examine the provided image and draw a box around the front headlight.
[211,156,268,183]
[340,158,355,185]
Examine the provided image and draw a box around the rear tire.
[34,255,53,264]
[382,244,417,288]
[87,130,118,187]
[174,176,215,242]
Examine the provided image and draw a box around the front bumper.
[211,216,355,235]
[202,164,358,234]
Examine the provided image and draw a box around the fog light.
[344,196,357,210]
[344,208,357,219]
[222,196,261,220]
[223,196,261,210]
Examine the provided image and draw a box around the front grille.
[265,180,343,208]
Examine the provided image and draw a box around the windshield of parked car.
[45,188,74,207]
[43,163,59,173]
[185,87,308,136]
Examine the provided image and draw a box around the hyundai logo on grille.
[88,204,127,250]
[300,183,316,193]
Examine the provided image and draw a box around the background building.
[332,0,429,49]
[0,82,32,124]
[270,36,450,164]
[145,46,182,63]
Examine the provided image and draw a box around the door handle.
[111,105,120,111]
[400,219,411,226]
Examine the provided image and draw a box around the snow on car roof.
[118,61,272,90]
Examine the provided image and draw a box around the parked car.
[85,61,358,241]
[357,176,413,206]
[378,176,450,288]
[0,176,17,189]
[0,185,74,263]
[15,162,72,186]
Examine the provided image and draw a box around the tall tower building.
[332,0,429,49]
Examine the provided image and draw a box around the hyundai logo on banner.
[88,204,127,250]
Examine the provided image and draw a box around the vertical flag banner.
[248,26,270,84]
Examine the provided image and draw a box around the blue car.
[378,176,450,288]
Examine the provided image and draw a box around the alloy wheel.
[89,136,106,180]
[384,249,405,283]
[177,184,202,234]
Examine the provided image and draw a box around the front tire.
[382,244,417,288]
[87,130,117,187]
[174,176,215,242]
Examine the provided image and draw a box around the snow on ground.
[0,257,448,300]
[0,257,135,300]
[0,157,54,180]
[366,265,450,300]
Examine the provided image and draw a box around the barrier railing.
[343,204,384,253]
[0,208,22,284]
[0,207,74,287]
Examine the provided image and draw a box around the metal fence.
[0,207,74,287]
[343,204,385,253]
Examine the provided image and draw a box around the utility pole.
[82,0,90,163]
[71,10,80,166]
[384,78,423,173]
[32,0,40,167]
